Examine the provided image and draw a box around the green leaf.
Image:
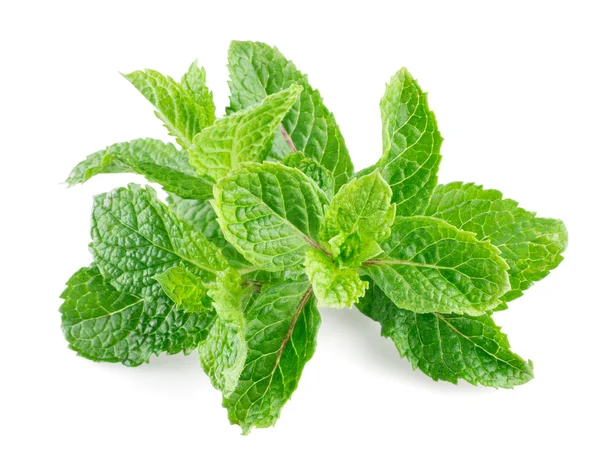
[90,184,228,299]
[188,85,302,181]
[357,284,534,388]
[181,61,217,123]
[60,265,215,366]
[199,271,253,396]
[224,278,320,434]
[66,138,215,201]
[378,68,442,215]
[283,152,335,198]
[305,249,368,308]
[212,162,329,271]
[425,182,568,301]
[123,68,214,148]
[167,194,250,268]
[319,170,395,267]
[228,41,354,190]
[362,216,511,315]
[154,266,212,313]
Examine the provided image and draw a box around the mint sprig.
[60,40,567,434]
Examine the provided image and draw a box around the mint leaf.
[212,162,329,271]
[283,152,335,198]
[363,216,511,315]
[319,170,395,267]
[167,194,250,268]
[154,266,212,313]
[181,61,217,121]
[357,284,534,388]
[228,41,354,190]
[123,68,215,148]
[188,85,302,181]
[198,271,253,396]
[425,182,568,301]
[60,265,215,366]
[378,68,442,215]
[305,249,368,308]
[224,278,320,434]
[66,138,215,200]
[90,184,228,298]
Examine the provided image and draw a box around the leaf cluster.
[60,41,567,433]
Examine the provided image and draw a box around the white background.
[2,1,598,457]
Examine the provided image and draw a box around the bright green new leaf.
[213,162,329,271]
[181,61,217,121]
[320,170,395,267]
[224,278,320,434]
[154,266,212,313]
[283,153,335,198]
[378,68,442,215]
[60,265,215,366]
[362,216,511,315]
[425,182,568,301]
[305,249,368,308]
[66,138,215,200]
[357,284,534,388]
[198,270,253,396]
[188,85,302,181]
[123,67,215,148]
[228,41,354,190]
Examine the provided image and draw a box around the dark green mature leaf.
[425,182,568,302]
[357,284,534,388]
[378,68,442,215]
[363,216,511,315]
[224,278,320,434]
[213,162,329,271]
[123,66,215,148]
[228,41,354,190]
[189,85,302,181]
[167,194,250,268]
[90,184,228,297]
[320,170,395,267]
[66,138,215,200]
[60,265,215,366]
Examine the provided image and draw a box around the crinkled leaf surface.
[224,278,320,434]
[305,249,368,308]
[425,182,568,301]
[180,61,217,122]
[60,265,215,366]
[199,271,252,396]
[123,68,214,148]
[357,284,534,388]
[189,85,302,181]
[90,184,228,296]
[228,41,353,190]
[167,194,249,268]
[213,162,329,271]
[378,68,442,215]
[363,216,511,315]
[66,138,215,200]
[320,170,395,266]
[283,152,335,198]
[154,266,212,313]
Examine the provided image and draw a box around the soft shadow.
[319,307,491,395]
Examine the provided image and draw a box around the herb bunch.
[60,41,567,433]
